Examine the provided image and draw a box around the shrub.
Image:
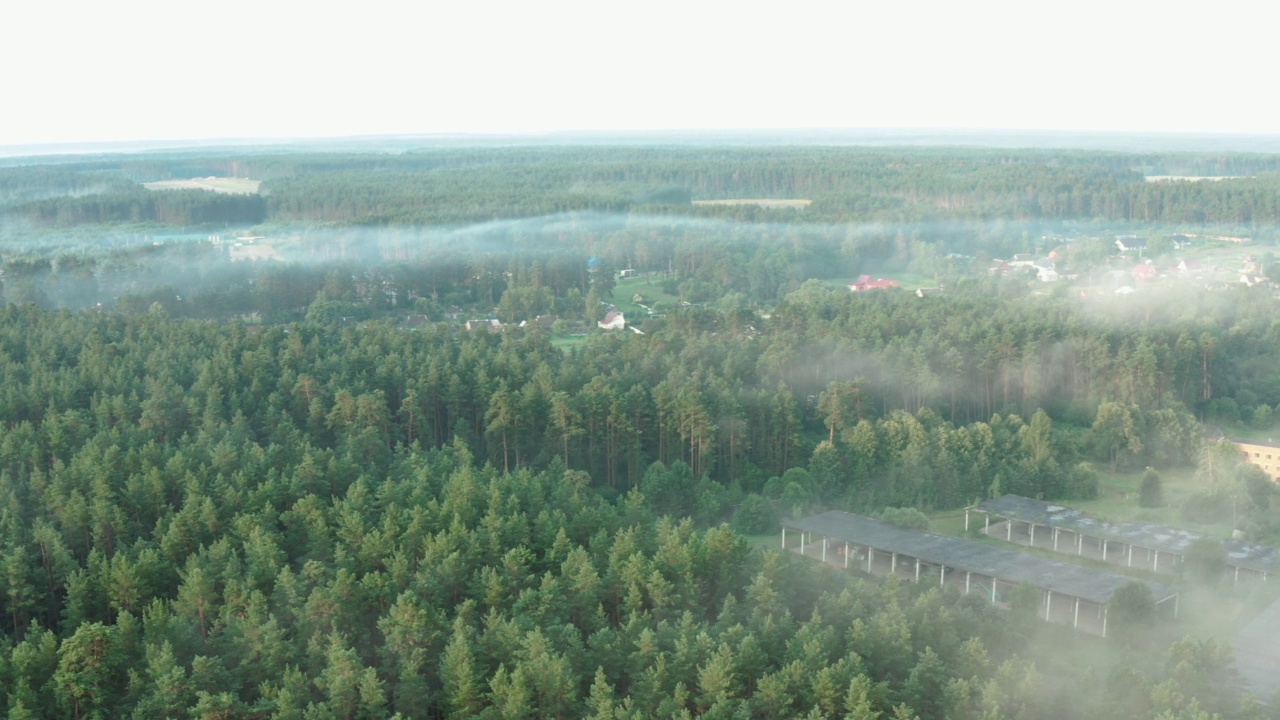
[875,507,931,531]
[1138,468,1163,508]
[731,494,778,535]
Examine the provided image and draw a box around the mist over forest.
[0,138,1278,719]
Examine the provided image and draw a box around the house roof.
[783,510,1174,604]
[971,495,1279,575]
[1234,437,1280,450]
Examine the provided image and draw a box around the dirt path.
[1233,595,1280,703]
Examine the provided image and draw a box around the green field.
[838,272,940,290]
[614,275,681,318]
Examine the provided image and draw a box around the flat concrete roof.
[971,495,1278,575]
[784,511,1173,605]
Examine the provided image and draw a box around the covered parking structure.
[783,510,1177,637]
[966,495,1277,584]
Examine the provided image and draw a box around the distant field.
[144,177,261,194]
[692,198,811,208]
[1144,176,1252,182]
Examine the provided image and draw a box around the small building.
[1234,438,1280,481]
[1008,254,1037,268]
[1176,259,1203,275]
[619,268,639,279]
[466,318,503,333]
[1132,264,1158,282]
[598,310,625,330]
[966,495,1278,584]
[783,511,1177,637]
[849,274,900,292]
[1116,236,1148,253]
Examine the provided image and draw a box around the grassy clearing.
[741,532,781,553]
[549,335,587,350]
[614,275,681,318]
[837,272,940,291]
[691,199,811,208]
[928,508,969,537]
[144,177,261,194]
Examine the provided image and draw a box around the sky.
[4,0,1278,146]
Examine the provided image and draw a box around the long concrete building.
[783,510,1177,637]
[965,495,1278,583]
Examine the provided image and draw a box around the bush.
[1138,468,1163,508]
[731,494,778,535]
[1183,537,1227,583]
[1181,490,1232,525]
[876,507,931,531]
[1069,462,1100,500]
[1109,581,1156,645]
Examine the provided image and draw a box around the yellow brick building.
[1234,438,1280,481]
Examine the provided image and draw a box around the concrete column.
[1154,551,1159,573]
[1007,520,1012,541]
[822,537,827,563]
[781,527,786,550]
[867,547,873,573]
[844,542,849,569]
[1102,607,1108,638]
[1102,540,1108,562]
[940,565,946,586]
[915,558,920,582]
[965,509,970,532]
[1053,528,1059,551]
[991,578,997,603]
[1045,590,1052,621]
[891,553,897,575]
[1127,545,1133,567]
[966,571,971,594]
[1078,532,1083,555]
[985,514,990,533]
[1030,523,1035,547]
[1073,597,1080,629]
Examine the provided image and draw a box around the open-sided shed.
[783,510,1177,637]
[966,495,1277,583]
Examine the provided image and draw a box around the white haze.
[4,0,1279,145]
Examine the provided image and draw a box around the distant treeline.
[12,188,265,227]
[5,146,1280,227]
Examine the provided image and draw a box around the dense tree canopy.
[0,142,1275,718]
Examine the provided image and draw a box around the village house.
[598,310,625,330]
[1131,264,1158,282]
[1115,236,1147,253]
[466,318,503,333]
[849,274,900,292]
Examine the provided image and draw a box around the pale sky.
[4,0,1278,145]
